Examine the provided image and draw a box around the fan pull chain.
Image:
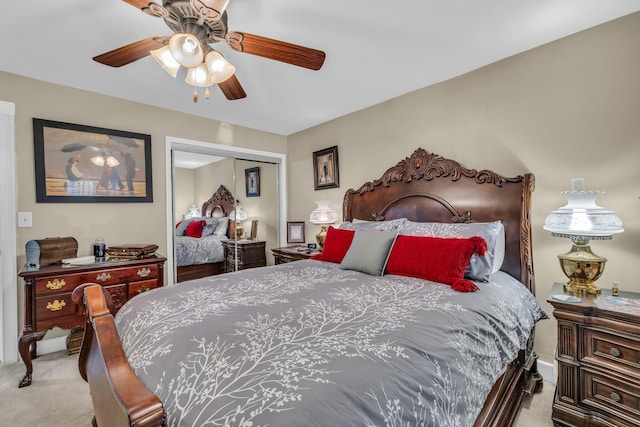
[205,87,211,99]
[193,87,198,103]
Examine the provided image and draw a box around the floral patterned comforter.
[115,260,546,427]
[175,234,226,267]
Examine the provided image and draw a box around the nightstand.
[548,282,640,427]
[223,240,266,272]
[271,246,320,264]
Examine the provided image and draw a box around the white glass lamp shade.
[186,204,200,220]
[205,50,235,83]
[185,64,215,87]
[169,33,204,68]
[150,46,181,78]
[543,178,624,239]
[309,200,338,225]
[229,205,248,222]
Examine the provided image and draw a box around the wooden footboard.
[72,284,166,427]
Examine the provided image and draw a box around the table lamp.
[309,200,338,249]
[229,202,248,240]
[543,178,623,295]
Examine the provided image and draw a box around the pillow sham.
[185,219,206,238]
[340,218,407,232]
[385,235,488,292]
[311,226,355,263]
[213,217,229,236]
[201,217,219,238]
[175,219,192,237]
[400,220,504,282]
[339,229,398,276]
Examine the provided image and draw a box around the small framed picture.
[287,221,305,244]
[312,146,339,190]
[245,167,260,197]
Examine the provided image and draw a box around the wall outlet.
[18,211,32,228]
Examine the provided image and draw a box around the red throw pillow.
[385,235,487,292]
[311,226,355,263]
[185,219,206,238]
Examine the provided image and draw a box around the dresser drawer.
[583,328,640,379]
[128,279,158,298]
[582,368,640,425]
[34,264,159,295]
[35,293,76,321]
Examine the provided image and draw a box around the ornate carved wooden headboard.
[343,148,536,293]
[201,185,235,218]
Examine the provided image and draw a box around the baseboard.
[36,335,67,356]
[538,358,555,385]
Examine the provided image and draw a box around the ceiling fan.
[94,0,326,101]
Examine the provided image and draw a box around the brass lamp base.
[316,225,328,250]
[558,241,606,295]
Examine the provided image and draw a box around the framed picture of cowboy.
[33,118,153,203]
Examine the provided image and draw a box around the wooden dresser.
[548,282,640,426]
[17,255,166,388]
[223,240,266,272]
[272,246,320,264]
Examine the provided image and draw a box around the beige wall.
[287,12,640,364]
[174,167,196,222]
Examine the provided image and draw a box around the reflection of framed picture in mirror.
[250,220,258,240]
[245,167,260,197]
[287,221,305,244]
[313,146,339,190]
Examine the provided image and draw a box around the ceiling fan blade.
[93,37,169,67]
[218,75,247,100]
[122,0,166,17]
[226,32,325,71]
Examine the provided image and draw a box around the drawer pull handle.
[137,268,151,278]
[96,273,111,282]
[46,279,65,290]
[609,347,621,358]
[46,300,66,312]
[610,392,621,402]
[137,285,150,294]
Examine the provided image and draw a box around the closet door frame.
[165,136,287,285]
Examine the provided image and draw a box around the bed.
[175,185,235,283]
[73,148,545,427]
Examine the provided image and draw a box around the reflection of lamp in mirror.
[543,178,623,295]
[229,203,248,240]
[186,204,200,220]
[309,200,338,249]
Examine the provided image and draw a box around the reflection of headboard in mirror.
[201,185,235,218]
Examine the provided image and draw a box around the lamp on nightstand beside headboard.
[544,178,624,295]
[309,200,338,250]
[229,202,248,240]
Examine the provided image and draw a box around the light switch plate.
[18,212,32,228]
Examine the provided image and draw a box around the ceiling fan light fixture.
[191,0,230,21]
[185,63,215,87]
[150,46,181,78]
[169,33,204,68]
[204,50,235,83]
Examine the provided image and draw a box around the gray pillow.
[339,218,407,232]
[339,229,398,276]
[400,220,504,282]
[201,217,219,237]
[175,219,192,237]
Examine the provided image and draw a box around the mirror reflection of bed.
[173,155,279,282]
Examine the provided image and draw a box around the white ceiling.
[2,1,639,136]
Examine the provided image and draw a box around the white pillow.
[400,220,505,282]
[339,218,407,232]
